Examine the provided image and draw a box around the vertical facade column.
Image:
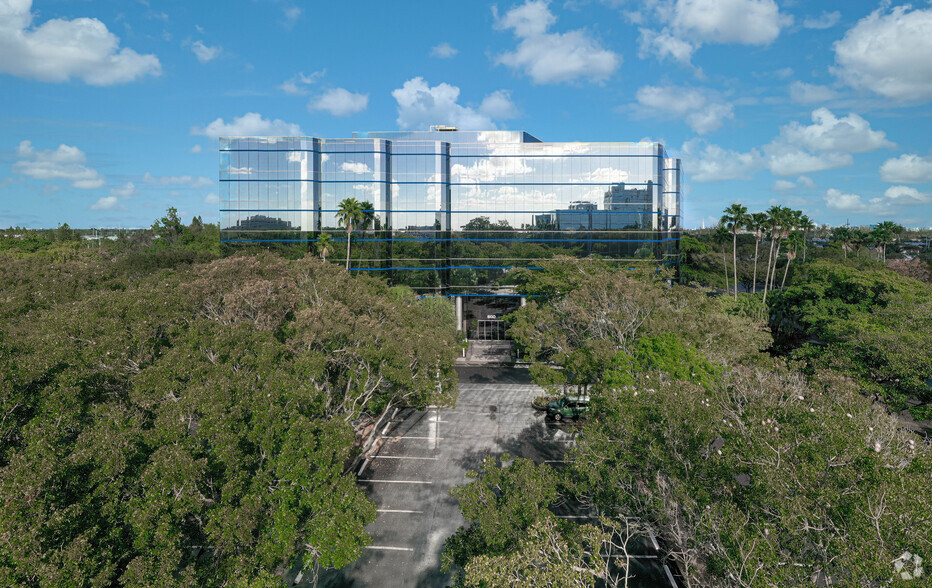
[455,296,463,331]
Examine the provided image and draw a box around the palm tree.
[768,208,799,294]
[360,201,376,231]
[721,203,748,300]
[850,229,867,258]
[746,212,767,294]
[799,214,816,262]
[712,225,731,294]
[832,226,852,259]
[781,231,803,288]
[316,232,333,262]
[336,197,365,270]
[761,206,783,305]
[871,221,903,263]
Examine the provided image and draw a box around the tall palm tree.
[360,201,376,231]
[721,203,748,300]
[747,212,767,294]
[336,197,365,270]
[798,214,815,262]
[781,231,803,288]
[316,232,333,262]
[871,221,903,263]
[768,208,799,294]
[832,226,852,259]
[712,225,731,294]
[850,229,867,258]
[761,206,783,305]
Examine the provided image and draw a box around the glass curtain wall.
[220,131,681,293]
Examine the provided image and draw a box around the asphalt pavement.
[314,367,676,587]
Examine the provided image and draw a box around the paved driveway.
[316,367,676,587]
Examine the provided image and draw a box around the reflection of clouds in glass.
[572,167,630,183]
[229,166,254,175]
[341,161,372,174]
[451,157,532,181]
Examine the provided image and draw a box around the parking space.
[315,367,676,587]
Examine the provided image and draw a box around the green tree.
[316,232,333,262]
[336,198,364,270]
[871,221,904,263]
[746,212,767,293]
[831,225,853,259]
[721,203,748,300]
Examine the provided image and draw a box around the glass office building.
[220,129,680,330]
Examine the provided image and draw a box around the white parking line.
[377,509,424,514]
[359,479,433,484]
[373,455,439,460]
[365,545,415,552]
[664,564,678,587]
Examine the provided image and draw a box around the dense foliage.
[446,258,931,587]
[0,243,457,586]
[769,260,932,416]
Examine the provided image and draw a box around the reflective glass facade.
[220,130,681,294]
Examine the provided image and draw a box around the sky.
[2,0,932,230]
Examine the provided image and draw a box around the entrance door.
[475,320,507,340]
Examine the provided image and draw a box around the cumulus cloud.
[772,179,796,191]
[634,85,733,134]
[191,112,303,138]
[789,81,837,104]
[833,5,932,101]
[764,145,852,177]
[680,139,763,182]
[190,144,203,154]
[392,77,518,130]
[279,70,325,95]
[142,172,213,188]
[803,10,841,30]
[340,162,371,174]
[90,196,125,211]
[308,88,369,116]
[636,0,791,66]
[110,182,136,199]
[204,193,220,204]
[777,108,894,153]
[190,40,221,63]
[824,185,932,214]
[0,0,161,85]
[493,0,619,84]
[12,140,105,189]
[879,153,932,183]
[430,42,458,58]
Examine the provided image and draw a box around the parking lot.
[316,367,676,587]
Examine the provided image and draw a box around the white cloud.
[765,145,852,176]
[880,153,932,183]
[90,196,125,211]
[494,0,619,84]
[824,188,872,213]
[638,27,697,67]
[12,140,105,189]
[392,77,517,130]
[883,185,932,205]
[833,5,932,101]
[824,185,931,214]
[142,172,213,188]
[190,40,221,63]
[340,162,371,174]
[772,179,796,191]
[797,175,816,189]
[430,42,458,58]
[777,108,894,153]
[479,90,519,119]
[634,85,733,134]
[636,0,790,66]
[671,0,790,45]
[0,0,161,85]
[204,192,220,204]
[789,81,837,104]
[109,181,136,199]
[308,88,369,116]
[283,6,302,24]
[803,11,841,30]
[190,144,203,154]
[680,139,763,182]
[279,70,325,95]
[191,112,303,138]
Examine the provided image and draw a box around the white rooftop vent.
[430,125,458,131]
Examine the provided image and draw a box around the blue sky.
[2,0,932,229]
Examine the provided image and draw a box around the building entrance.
[475,320,508,340]
[461,295,522,340]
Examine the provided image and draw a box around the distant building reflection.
[234,214,294,230]
[533,182,655,230]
